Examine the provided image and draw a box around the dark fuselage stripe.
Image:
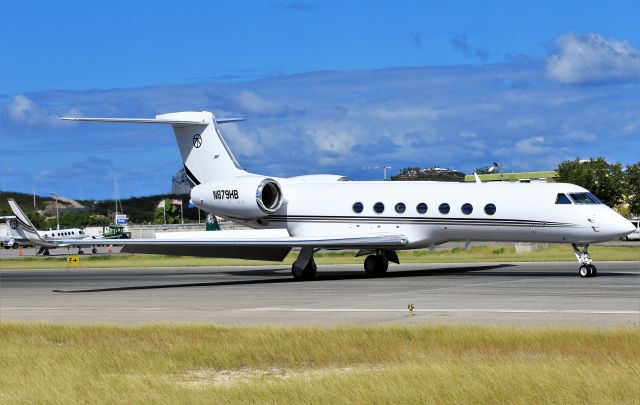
[183,164,201,186]
[265,215,577,228]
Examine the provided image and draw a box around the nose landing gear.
[572,244,597,278]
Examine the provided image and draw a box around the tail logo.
[193,134,202,148]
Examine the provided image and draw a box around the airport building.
[171,168,192,195]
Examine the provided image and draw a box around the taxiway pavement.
[1,262,638,326]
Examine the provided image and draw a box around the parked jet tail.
[62,112,246,185]
[7,199,45,245]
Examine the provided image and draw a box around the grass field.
[0,324,638,403]
[0,244,638,269]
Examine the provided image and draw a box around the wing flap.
[121,245,292,261]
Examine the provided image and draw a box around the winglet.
[7,199,44,244]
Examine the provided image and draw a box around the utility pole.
[32,187,36,208]
[383,166,391,181]
[363,165,392,180]
[49,192,59,230]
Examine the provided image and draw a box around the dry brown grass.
[0,324,638,403]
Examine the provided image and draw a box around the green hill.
[0,192,202,227]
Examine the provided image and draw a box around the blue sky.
[1,1,639,199]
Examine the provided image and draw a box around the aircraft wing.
[7,197,407,261]
[45,233,409,261]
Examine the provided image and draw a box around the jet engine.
[191,177,284,219]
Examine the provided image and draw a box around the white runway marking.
[7,307,637,315]
[245,308,640,315]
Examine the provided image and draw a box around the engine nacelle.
[191,177,284,218]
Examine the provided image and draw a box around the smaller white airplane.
[6,199,96,255]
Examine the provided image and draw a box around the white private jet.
[11,111,633,278]
[5,205,96,255]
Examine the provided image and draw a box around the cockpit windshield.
[555,193,572,204]
[568,192,602,205]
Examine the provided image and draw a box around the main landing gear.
[291,248,400,280]
[362,250,399,276]
[291,247,317,280]
[364,255,388,275]
[572,243,597,278]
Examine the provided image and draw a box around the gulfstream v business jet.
[10,111,634,279]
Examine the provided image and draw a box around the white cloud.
[515,136,548,154]
[506,116,537,128]
[370,106,440,120]
[6,94,80,127]
[233,91,282,115]
[458,129,476,138]
[221,124,263,157]
[309,127,357,155]
[8,94,35,121]
[565,130,597,142]
[546,33,640,85]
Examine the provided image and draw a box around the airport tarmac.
[1,261,638,326]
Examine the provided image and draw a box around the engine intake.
[256,179,283,213]
[191,177,284,219]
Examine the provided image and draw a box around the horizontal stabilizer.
[61,117,244,125]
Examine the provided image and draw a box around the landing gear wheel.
[78,250,84,255]
[292,260,317,280]
[43,249,50,256]
[573,244,597,279]
[364,255,389,276]
[92,247,97,254]
[579,265,590,278]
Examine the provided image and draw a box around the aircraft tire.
[92,248,97,254]
[364,255,388,275]
[291,261,317,280]
[579,265,590,278]
[588,264,597,277]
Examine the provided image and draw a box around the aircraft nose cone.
[600,213,636,240]
[621,219,636,236]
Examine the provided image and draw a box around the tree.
[556,158,625,208]
[626,162,640,217]
[154,199,182,224]
[474,167,493,174]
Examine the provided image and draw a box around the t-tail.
[62,112,247,184]
[7,199,45,245]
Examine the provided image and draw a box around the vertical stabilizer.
[7,199,44,244]
[156,111,245,185]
